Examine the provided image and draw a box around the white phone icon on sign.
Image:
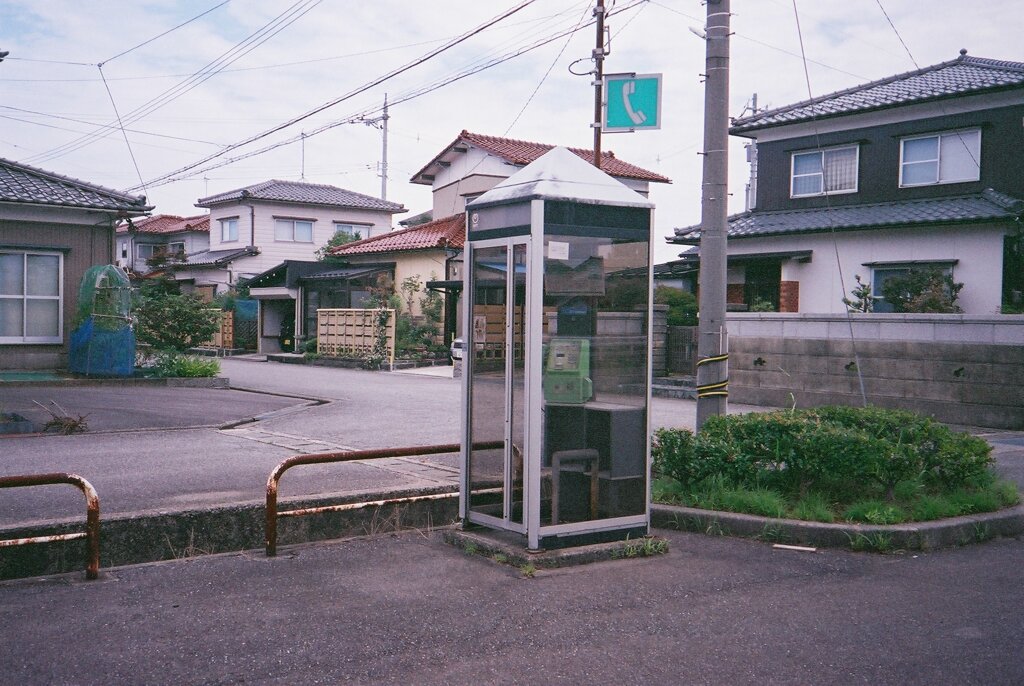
[622,81,647,125]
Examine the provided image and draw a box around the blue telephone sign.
[603,73,662,132]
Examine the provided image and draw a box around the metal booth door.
[465,238,530,532]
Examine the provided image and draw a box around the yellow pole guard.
[696,353,729,367]
[697,390,730,398]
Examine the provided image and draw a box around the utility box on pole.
[459,147,655,551]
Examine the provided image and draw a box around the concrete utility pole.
[695,0,731,431]
[592,1,607,168]
[380,94,389,200]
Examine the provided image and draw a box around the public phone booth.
[459,147,654,550]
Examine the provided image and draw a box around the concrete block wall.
[725,314,1024,429]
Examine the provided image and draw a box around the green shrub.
[304,338,318,353]
[995,480,1021,507]
[151,352,220,378]
[844,500,908,525]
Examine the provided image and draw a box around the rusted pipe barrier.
[0,473,100,580]
[266,441,503,556]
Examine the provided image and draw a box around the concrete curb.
[0,376,229,388]
[0,486,459,581]
[651,502,1024,551]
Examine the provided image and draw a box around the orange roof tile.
[116,213,209,234]
[411,130,670,185]
[330,214,465,256]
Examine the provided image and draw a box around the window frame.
[220,217,239,243]
[274,217,315,243]
[869,261,955,313]
[167,241,186,256]
[790,144,860,198]
[136,243,158,259]
[332,222,363,240]
[0,250,64,344]
[899,128,981,188]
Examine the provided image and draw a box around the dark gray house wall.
[752,103,1024,212]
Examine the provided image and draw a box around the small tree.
[316,231,360,263]
[881,268,963,313]
[842,274,874,313]
[654,286,698,326]
[134,277,220,352]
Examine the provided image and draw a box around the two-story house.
[173,179,405,298]
[115,213,209,275]
[672,51,1024,314]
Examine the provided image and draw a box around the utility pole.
[695,0,731,431]
[381,94,389,200]
[591,1,606,168]
[300,132,306,181]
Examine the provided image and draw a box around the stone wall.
[725,313,1024,429]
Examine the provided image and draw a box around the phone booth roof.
[467,146,654,212]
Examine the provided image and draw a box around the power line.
[129,0,544,191]
[0,105,222,145]
[26,0,321,165]
[98,65,147,193]
[100,0,231,66]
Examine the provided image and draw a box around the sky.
[1,0,1017,264]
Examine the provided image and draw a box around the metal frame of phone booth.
[459,147,655,550]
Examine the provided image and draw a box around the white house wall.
[729,222,1009,314]
[205,200,399,284]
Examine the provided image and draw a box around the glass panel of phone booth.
[542,232,649,526]
[467,243,527,526]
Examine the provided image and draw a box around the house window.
[333,223,362,240]
[275,218,314,242]
[137,243,157,259]
[0,251,63,343]
[220,217,238,242]
[870,263,954,313]
[791,145,858,197]
[120,241,128,259]
[900,129,980,187]
[168,242,185,256]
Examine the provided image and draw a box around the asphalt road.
[1,527,1022,685]
[0,358,761,525]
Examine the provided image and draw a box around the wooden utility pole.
[380,94,389,200]
[592,1,606,168]
[695,0,731,431]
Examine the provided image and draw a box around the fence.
[203,309,233,349]
[317,308,396,363]
[666,325,698,375]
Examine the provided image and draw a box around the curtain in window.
[939,130,980,183]
[824,147,857,192]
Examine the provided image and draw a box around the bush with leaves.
[134,279,220,353]
[842,274,875,312]
[149,351,220,378]
[653,406,992,504]
[655,286,698,326]
[880,267,963,313]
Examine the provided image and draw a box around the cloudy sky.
[1,0,1016,262]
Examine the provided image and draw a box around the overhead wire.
[26,0,321,165]
[128,0,550,191]
[789,0,868,407]
[135,0,646,191]
[99,0,231,66]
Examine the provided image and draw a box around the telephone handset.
[622,81,647,126]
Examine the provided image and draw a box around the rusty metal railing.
[0,473,100,580]
[266,441,503,556]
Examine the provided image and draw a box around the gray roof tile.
[196,179,405,213]
[731,53,1024,134]
[0,157,151,212]
[673,189,1024,243]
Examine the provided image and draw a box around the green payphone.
[543,337,593,404]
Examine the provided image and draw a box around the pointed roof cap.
[468,147,654,210]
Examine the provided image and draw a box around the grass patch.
[791,493,835,523]
[843,500,908,525]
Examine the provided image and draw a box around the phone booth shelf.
[459,147,655,551]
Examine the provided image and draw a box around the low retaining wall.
[726,314,1024,429]
[0,486,459,581]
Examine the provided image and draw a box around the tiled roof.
[196,179,405,213]
[176,246,258,268]
[116,213,209,235]
[330,213,465,256]
[673,189,1024,243]
[731,52,1024,134]
[0,157,151,212]
[411,130,670,184]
